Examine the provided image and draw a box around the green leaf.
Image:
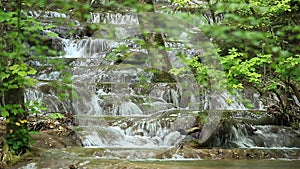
[18,108,26,114]
[25,78,37,87]
[13,144,19,150]
[27,69,37,75]
[44,25,56,29]
[1,110,9,117]
[47,31,58,38]
[12,109,19,115]
[0,72,10,80]
[9,64,20,73]
[47,113,65,119]
[18,71,27,77]
[9,84,19,89]
[0,12,15,22]
[29,131,40,135]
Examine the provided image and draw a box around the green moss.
[103,116,124,122]
[65,147,105,157]
[73,127,84,132]
[3,147,44,168]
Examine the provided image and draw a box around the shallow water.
[19,151,300,169]
[21,160,300,169]
[16,146,300,169]
[145,160,300,169]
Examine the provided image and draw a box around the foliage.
[0,104,29,153]
[0,0,74,154]
[1,64,37,90]
[0,2,34,154]
[172,0,191,7]
[169,54,211,87]
[0,0,299,157]
[46,112,65,119]
[168,0,300,126]
[189,0,300,126]
[25,100,48,116]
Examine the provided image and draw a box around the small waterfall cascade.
[61,38,118,58]
[209,122,300,149]
[228,123,256,148]
[251,125,300,148]
[22,8,299,155]
[24,11,195,149]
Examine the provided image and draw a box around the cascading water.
[216,123,300,149]
[23,9,300,160]
[61,38,117,58]
[6,2,300,168]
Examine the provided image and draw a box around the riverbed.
[20,158,300,169]
[17,147,300,169]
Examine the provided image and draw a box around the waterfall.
[210,123,300,149]
[27,10,69,19]
[70,86,104,116]
[113,101,143,116]
[24,83,67,114]
[88,12,139,25]
[22,9,297,153]
[229,124,255,148]
[252,125,300,148]
[61,38,118,58]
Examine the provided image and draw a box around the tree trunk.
[138,0,172,71]
[4,87,29,153]
[1,0,30,154]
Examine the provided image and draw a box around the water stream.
[21,7,300,169]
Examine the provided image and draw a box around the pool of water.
[20,158,300,169]
[143,160,300,169]
[18,148,300,169]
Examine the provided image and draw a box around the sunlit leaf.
[18,71,27,77]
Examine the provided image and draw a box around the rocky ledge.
[1,117,300,168]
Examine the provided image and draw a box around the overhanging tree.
[170,0,300,127]
[0,0,38,154]
[177,0,300,127]
[0,0,73,154]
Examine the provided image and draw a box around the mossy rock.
[143,68,176,83]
